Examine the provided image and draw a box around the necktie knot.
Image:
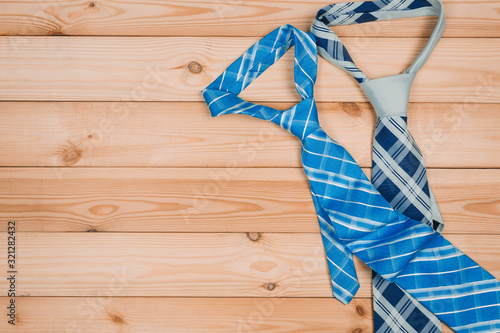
[360,73,415,117]
[270,99,320,141]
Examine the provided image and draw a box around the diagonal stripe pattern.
[202,24,500,333]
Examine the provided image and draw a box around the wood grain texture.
[0,167,499,235]
[0,37,498,103]
[0,297,375,333]
[0,296,456,332]
[0,102,498,168]
[0,233,498,298]
[0,0,498,38]
[0,1,498,331]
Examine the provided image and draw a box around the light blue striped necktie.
[310,1,446,332]
[202,24,500,333]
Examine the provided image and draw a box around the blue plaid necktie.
[202,24,500,333]
[310,1,447,332]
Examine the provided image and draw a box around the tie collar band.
[311,0,445,83]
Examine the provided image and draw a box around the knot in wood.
[188,61,203,73]
[356,305,365,316]
[266,283,276,291]
[247,232,260,241]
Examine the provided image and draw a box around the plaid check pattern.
[373,116,444,232]
[373,272,441,333]
[311,1,446,331]
[202,24,500,333]
[372,116,443,333]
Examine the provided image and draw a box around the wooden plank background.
[0,0,499,332]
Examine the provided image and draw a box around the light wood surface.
[0,0,498,38]
[0,297,457,332]
[0,167,499,235]
[0,233,498,298]
[0,297,375,332]
[0,37,498,103]
[0,102,498,168]
[0,0,498,331]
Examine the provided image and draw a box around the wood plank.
[0,296,456,332]
[0,102,498,168]
[0,233,498,298]
[0,297,375,332]
[0,37,498,103]
[0,167,499,235]
[0,0,498,38]
[0,3,494,332]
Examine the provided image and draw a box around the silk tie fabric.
[310,1,446,332]
[201,24,500,333]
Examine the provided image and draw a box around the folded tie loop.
[202,25,321,141]
[205,24,317,99]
